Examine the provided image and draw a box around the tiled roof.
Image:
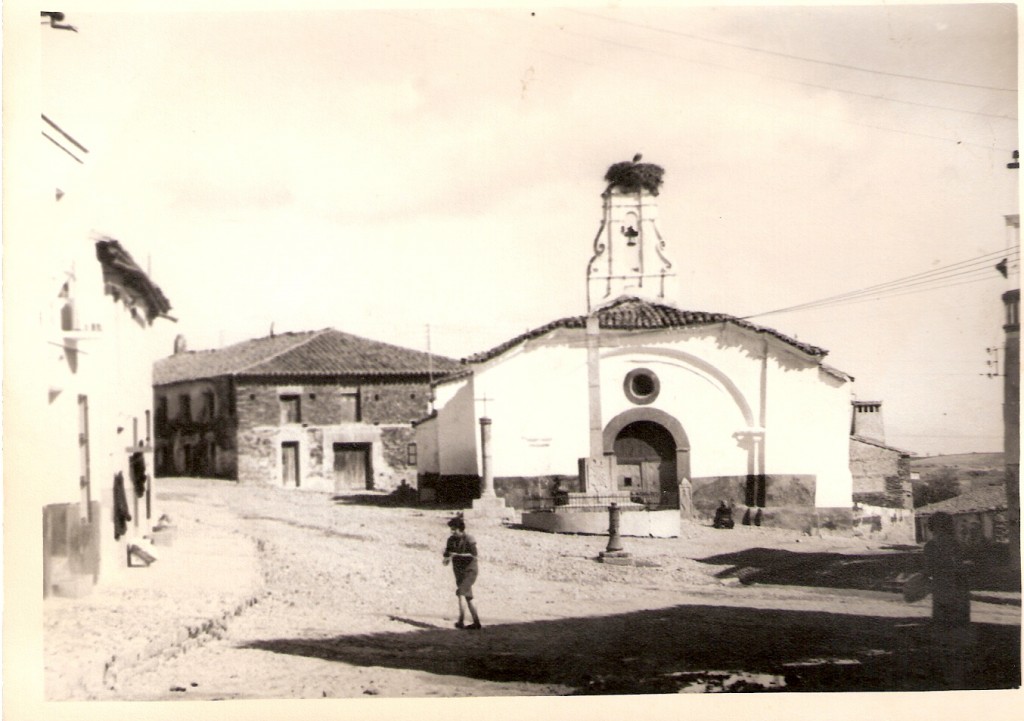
[463,296,829,363]
[851,435,914,456]
[154,328,461,385]
[915,485,1007,516]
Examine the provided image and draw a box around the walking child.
[443,515,481,630]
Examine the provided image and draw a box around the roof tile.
[154,328,461,385]
[463,296,829,363]
[916,485,1007,516]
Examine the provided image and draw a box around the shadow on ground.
[331,492,467,511]
[698,547,1021,596]
[242,604,1020,694]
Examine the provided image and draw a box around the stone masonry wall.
[690,474,817,531]
[233,379,432,489]
[235,382,284,428]
[237,427,278,484]
[361,383,432,424]
[235,380,433,428]
[850,439,911,508]
[380,426,415,475]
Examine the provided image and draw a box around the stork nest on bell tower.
[604,160,664,195]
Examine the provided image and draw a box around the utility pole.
[1002,151,1019,572]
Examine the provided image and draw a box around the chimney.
[173,334,188,355]
[851,400,885,443]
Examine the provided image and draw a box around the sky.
[28,2,1020,456]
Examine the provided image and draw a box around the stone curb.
[99,590,267,693]
[80,534,272,697]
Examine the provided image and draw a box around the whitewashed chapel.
[416,158,857,531]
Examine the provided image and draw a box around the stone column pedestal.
[467,494,516,523]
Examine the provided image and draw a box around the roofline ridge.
[319,326,460,365]
[233,328,328,375]
[461,312,587,363]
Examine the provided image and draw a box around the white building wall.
[469,337,591,478]
[430,322,854,509]
[761,356,854,507]
[415,415,441,475]
[434,375,479,476]
[598,328,757,478]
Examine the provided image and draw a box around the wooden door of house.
[281,442,300,487]
[613,420,677,507]
[333,443,372,491]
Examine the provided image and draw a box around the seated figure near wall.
[551,479,569,506]
[713,501,735,529]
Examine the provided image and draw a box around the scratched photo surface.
[6,2,1020,720]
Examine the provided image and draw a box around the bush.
[913,466,962,507]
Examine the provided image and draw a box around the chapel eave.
[461,296,832,366]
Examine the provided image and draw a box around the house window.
[201,390,215,420]
[156,396,168,426]
[280,394,301,424]
[179,394,192,422]
[407,443,418,465]
[339,392,360,422]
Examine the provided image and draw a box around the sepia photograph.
[3,1,1021,719]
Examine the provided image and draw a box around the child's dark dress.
[444,533,479,599]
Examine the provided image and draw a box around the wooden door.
[281,442,300,487]
[615,462,643,492]
[333,443,371,491]
[613,420,677,507]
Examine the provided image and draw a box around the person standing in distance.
[443,515,481,630]
[924,511,972,688]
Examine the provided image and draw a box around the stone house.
[847,401,915,541]
[849,432,913,508]
[915,485,1010,547]
[152,329,461,492]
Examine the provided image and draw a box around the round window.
[623,368,660,405]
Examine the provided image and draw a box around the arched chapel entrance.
[604,408,690,509]
[613,421,677,507]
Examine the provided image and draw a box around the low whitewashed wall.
[521,508,680,538]
[851,503,916,543]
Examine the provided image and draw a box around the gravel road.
[51,478,1021,700]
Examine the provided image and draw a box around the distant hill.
[911,452,1006,494]
[911,452,1004,474]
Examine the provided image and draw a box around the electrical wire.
[755,260,1010,315]
[424,249,1015,345]
[741,247,1018,319]
[758,272,1003,317]
[568,9,1018,94]
[475,9,1016,151]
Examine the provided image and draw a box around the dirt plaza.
[43,478,1020,701]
